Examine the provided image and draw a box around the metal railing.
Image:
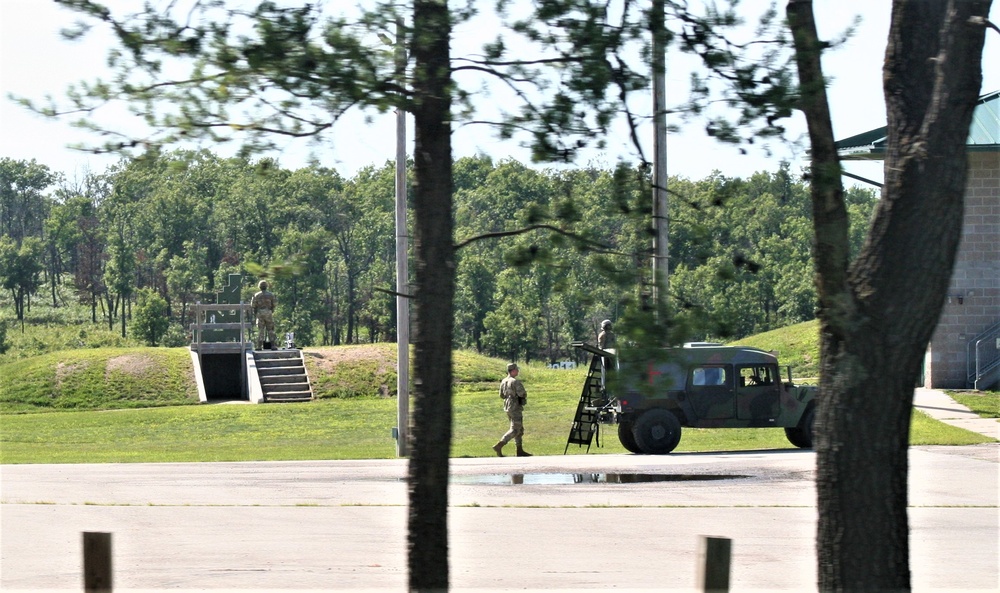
[967,320,1000,389]
[188,303,253,350]
[189,302,254,401]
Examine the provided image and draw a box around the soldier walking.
[251,280,277,350]
[493,363,532,457]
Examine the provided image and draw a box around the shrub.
[132,289,170,346]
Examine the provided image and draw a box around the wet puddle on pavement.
[449,473,749,485]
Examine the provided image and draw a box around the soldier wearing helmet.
[492,362,532,457]
[598,319,615,350]
[251,280,278,350]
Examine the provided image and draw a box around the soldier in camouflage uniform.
[492,363,532,457]
[598,319,615,350]
[251,280,277,350]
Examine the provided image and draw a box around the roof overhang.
[835,90,1000,161]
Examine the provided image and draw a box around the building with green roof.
[836,91,999,389]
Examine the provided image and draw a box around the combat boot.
[492,441,505,457]
[515,445,532,457]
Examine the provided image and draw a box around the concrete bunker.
[188,274,312,404]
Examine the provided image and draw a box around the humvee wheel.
[632,409,682,454]
[617,419,642,454]
[785,406,816,449]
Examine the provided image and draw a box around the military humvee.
[565,342,817,454]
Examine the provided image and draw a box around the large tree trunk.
[787,0,990,590]
[408,1,454,591]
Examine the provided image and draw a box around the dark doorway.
[201,353,245,400]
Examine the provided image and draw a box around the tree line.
[27,1,989,588]
[1,152,876,360]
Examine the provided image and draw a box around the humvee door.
[688,364,735,419]
[736,364,781,421]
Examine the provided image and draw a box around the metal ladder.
[564,342,613,454]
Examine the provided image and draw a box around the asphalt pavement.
[1,390,996,592]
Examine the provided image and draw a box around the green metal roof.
[836,90,1000,160]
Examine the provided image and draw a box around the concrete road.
[2,444,997,592]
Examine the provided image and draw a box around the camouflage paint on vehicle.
[575,342,818,454]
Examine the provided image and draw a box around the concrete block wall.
[925,152,1000,388]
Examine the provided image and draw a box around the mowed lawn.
[1,335,995,464]
[1,387,991,464]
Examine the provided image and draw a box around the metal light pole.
[651,0,669,306]
[392,18,410,458]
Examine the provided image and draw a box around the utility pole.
[392,17,410,457]
[651,0,669,307]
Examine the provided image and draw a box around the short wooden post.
[83,531,112,593]
[699,535,731,592]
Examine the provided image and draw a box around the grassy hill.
[1,313,993,464]
[729,319,820,380]
[0,348,199,412]
[0,342,577,413]
[0,318,823,414]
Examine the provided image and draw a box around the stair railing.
[967,320,1000,389]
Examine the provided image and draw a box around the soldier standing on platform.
[598,319,615,350]
[251,280,277,350]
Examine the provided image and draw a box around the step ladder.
[253,349,314,403]
[564,342,614,453]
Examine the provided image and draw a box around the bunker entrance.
[201,353,245,400]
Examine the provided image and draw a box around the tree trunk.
[347,272,356,344]
[407,1,454,591]
[787,0,990,590]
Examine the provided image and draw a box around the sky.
[1,1,997,187]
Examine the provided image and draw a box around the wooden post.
[83,531,112,593]
[699,535,731,592]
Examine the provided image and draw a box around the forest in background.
[0,153,876,363]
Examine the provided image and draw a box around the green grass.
[0,399,399,463]
[0,296,144,364]
[731,319,820,380]
[0,348,198,412]
[948,391,1000,419]
[1,309,994,464]
[1,372,991,464]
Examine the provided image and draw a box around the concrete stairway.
[253,350,314,403]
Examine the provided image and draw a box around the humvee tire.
[632,409,682,454]
[784,405,816,449]
[617,419,643,453]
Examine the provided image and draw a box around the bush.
[132,289,170,346]
[161,323,190,348]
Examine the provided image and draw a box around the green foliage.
[0,301,139,364]
[667,168,870,340]
[132,288,170,346]
[0,235,45,321]
[0,157,58,243]
[2,151,879,364]
[0,319,9,354]
[161,323,190,348]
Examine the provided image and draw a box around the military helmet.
[258,280,268,290]
[601,319,612,330]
